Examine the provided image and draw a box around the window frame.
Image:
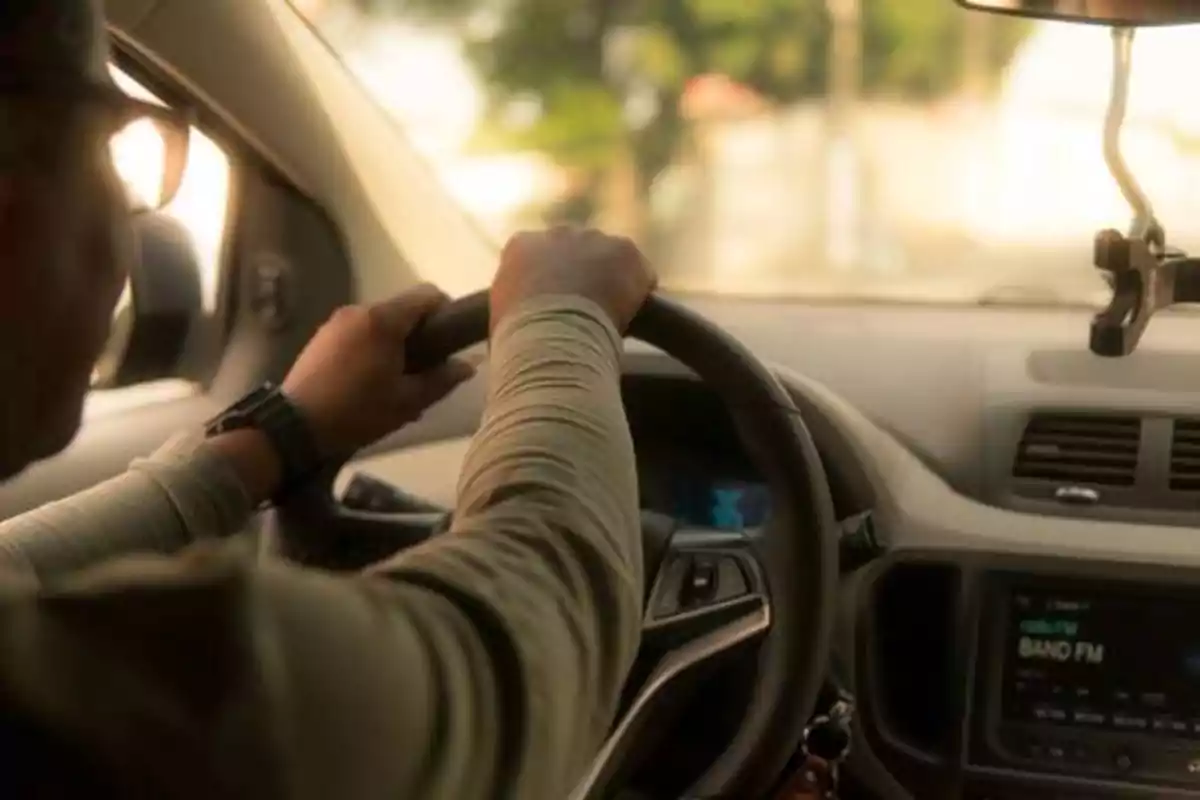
[93,38,243,396]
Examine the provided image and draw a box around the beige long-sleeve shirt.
[0,296,642,799]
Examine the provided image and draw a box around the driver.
[0,1,652,797]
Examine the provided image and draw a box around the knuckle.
[500,231,531,261]
[611,235,642,261]
[330,304,367,326]
[362,303,396,336]
[413,282,445,303]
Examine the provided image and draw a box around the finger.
[624,239,658,289]
[368,283,450,340]
[500,231,534,261]
[398,357,477,415]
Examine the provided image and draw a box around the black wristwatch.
[204,382,323,502]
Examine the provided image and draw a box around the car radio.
[973,574,1200,787]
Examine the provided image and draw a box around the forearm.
[0,432,256,581]
[376,295,643,795]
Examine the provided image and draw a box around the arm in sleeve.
[0,296,642,800]
[0,433,255,582]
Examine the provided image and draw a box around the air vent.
[1170,419,1200,491]
[1012,413,1140,487]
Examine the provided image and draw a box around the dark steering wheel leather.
[278,291,838,799]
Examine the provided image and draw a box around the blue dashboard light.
[711,488,746,530]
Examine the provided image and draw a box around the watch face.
[206,384,276,436]
[234,385,277,413]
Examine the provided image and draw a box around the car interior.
[11,0,1200,798]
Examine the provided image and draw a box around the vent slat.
[1022,441,1138,457]
[1171,456,1200,471]
[1013,413,1140,488]
[1170,419,1200,492]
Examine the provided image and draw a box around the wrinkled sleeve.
[0,296,642,800]
[0,434,255,581]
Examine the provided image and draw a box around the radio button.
[1142,691,1168,708]
[1113,713,1149,730]
[1073,709,1105,726]
[1153,716,1190,735]
[1032,706,1068,722]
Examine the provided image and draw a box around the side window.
[91,67,233,392]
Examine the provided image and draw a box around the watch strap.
[204,383,323,503]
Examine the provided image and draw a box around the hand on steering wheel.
[280,285,476,463]
[279,226,654,464]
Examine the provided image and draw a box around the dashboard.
[681,298,1200,800]
[357,298,1200,800]
[618,301,1200,800]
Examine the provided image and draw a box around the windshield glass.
[291,0,1200,305]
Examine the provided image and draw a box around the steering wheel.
[271,291,838,799]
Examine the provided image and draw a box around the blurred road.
[652,101,1199,304]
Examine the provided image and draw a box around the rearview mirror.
[956,0,1200,25]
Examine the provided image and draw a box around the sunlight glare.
[106,66,231,313]
[970,24,1200,248]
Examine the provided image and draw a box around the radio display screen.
[1003,579,1200,737]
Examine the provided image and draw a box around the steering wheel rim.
[275,291,838,798]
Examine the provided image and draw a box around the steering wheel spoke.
[570,525,773,799]
[642,527,769,650]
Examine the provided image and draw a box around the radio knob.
[1113,749,1134,773]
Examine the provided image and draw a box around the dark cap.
[0,0,110,86]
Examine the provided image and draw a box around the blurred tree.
[862,0,1029,98]
[340,0,1030,225]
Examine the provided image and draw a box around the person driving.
[0,1,652,797]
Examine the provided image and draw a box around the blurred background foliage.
[345,0,1030,223]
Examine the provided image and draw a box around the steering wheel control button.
[714,556,750,602]
[683,556,719,606]
[652,552,755,620]
[651,555,691,619]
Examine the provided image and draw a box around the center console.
[971,573,1200,790]
[859,557,1200,799]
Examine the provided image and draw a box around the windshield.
[291,0,1200,306]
